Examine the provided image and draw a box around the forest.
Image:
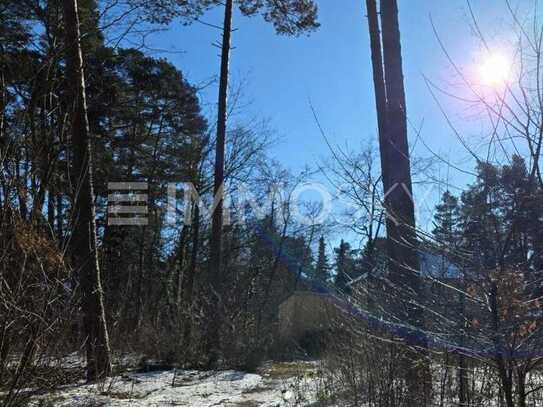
[2,0,543,406]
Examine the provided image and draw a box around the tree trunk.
[517,369,527,407]
[458,283,469,406]
[134,227,146,330]
[365,0,390,190]
[57,191,64,243]
[47,187,55,235]
[206,0,233,365]
[365,0,430,405]
[379,0,422,326]
[499,366,514,407]
[174,225,188,311]
[490,282,514,407]
[183,204,200,348]
[62,0,111,380]
[458,353,469,406]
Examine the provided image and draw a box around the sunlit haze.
[479,53,511,86]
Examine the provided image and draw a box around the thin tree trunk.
[206,0,233,365]
[183,204,200,348]
[490,282,514,407]
[134,227,146,330]
[458,281,469,406]
[57,192,64,243]
[16,156,27,219]
[499,366,514,407]
[517,369,527,407]
[174,225,188,311]
[62,0,111,380]
[48,187,55,234]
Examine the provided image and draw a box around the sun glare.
[479,53,510,86]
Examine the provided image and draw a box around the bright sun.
[479,53,510,86]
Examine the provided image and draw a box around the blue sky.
[135,1,528,234]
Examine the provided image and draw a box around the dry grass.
[260,361,316,380]
[228,402,261,407]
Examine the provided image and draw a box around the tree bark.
[365,0,430,405]
[365,0,390,190]
[62,0,111,380]
[206,0,233,365]
[379,0,421,324]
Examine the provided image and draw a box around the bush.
[0,209,74,406]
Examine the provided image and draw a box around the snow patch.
[31,366,319,406]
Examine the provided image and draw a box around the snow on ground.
[31,362,320,406]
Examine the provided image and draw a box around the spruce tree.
[432,191,461,247]
[315,236,331,283]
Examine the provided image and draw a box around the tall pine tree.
[62,0,111,380]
